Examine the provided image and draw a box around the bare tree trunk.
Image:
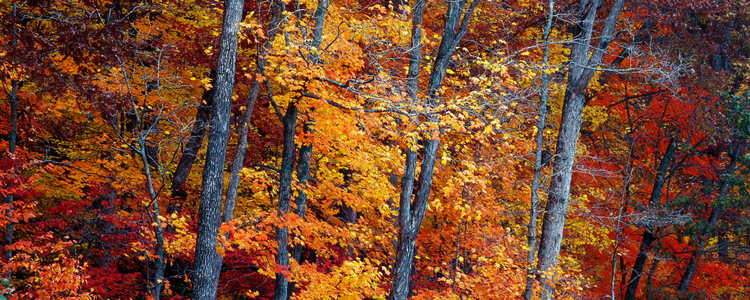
[192,0,244,298]
[389,148,420,300]
[223,0,285,222]
[137,138,166,300]
[171,85,213,196]
[624,137,677,300]
[274,103,298,300]
[275,1,328,298]
[290,124,313,263]
[524,1,554,299]
[611,136,636,300]
[678,143,743,292]
[4,80,19,260]
[388,1,480,299]
[535,1,624,298]
[287,123,313,298]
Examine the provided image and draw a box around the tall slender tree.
[273,1,329,298]
[389,0,481,298]
[192,0,245,298]
[624,137,677,300]
[535,0,625,298]
[525,1,555,299]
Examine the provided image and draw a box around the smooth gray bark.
[624,137,677,300]
[524,2,554,299]
[535,1,625,298]
[192,0,244,298]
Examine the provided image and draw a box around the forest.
[1,0,749,299]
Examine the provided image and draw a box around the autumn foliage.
[1,0,750,299]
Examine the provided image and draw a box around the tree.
[192,0,244,298]
[389,0,481,298]
[535,0,625,298]
[623,137,677,299]
[524,1,555,298]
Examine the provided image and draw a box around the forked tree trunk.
[137,138,166,300]
[535,1,624,298]
[389,0,480,299]
[223,0,285,222]
[192,0,244,298]
[274,0,328,298]
[524,1,554,299]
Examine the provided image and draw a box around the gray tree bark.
[535,1,624,298]
[624,137,677,300]
[223,0,285,222]
[137,137,166,300]
[389,0,480,299]
[171,83,213,197]
[192,0,244,298]
[273,0,328,298]
[524,1,554,299]
[273,103,298,300]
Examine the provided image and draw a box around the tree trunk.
[290,124,313,263]
[678,143,742,292]
[192,0,244,298]
[389,149,419,300]
[535,1,624,298]
[274,103,298,300]
[388,1,480,299]
[287,124,313,298]
[4,80,19,260]
[524,1,554,299]
[138,138,166,300]
[171,84,213,196]
[277,0,327,297]
[624,137,677,300]
[223,0,285,222]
